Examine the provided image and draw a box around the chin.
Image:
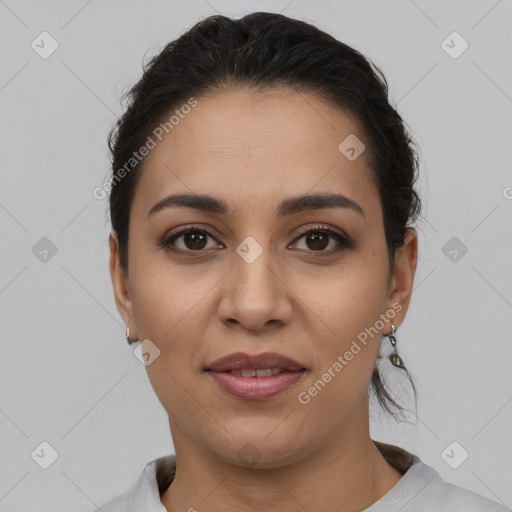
[207,432,307,469]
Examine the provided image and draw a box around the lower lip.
[208,370,306,400]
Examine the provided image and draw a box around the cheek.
[298,259,388,386]
[128,262,203,382]
[131,269,206,415]
[301,257,389,337]
[129,247,205,336]
[294,274,386,420]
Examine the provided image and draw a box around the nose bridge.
[219,233,291,331]
[234,234,279,303]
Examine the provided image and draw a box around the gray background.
[1,0,511,510]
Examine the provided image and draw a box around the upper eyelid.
[165,225,223,244]
[294,224,348,239]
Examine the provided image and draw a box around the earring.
[385,322,405,369]
[126,326,138,345]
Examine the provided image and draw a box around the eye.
[158,223,354,257]
[158,225,224,254]
[290,225,354,256]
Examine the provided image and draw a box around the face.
[110,87,417,468]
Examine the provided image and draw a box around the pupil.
[185,232,206,250]
[308,232,328,250]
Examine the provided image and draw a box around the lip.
[205,351,306,372]
[205,351,307,401]
[208,370,306,400]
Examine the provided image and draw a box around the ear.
[385,228,418,331]
[109,231,138,340]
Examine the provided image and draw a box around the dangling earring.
[386,322,405,369]
[126,326,138,345]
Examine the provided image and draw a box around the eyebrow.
[146,192,366,221]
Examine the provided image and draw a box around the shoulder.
[98,491,130,512]
[401,460,509,511]
[426,474,509,511]
[372,442,509,512]
[96,455,174,511]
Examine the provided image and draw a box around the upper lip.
[205,352,306,372]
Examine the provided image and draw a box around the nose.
[217,245,294,333]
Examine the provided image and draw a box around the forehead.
[132,87,378,221]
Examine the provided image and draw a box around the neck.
[160,416,404,512]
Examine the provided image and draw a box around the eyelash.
[158,224,354,258]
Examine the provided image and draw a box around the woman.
[101,12,508,512]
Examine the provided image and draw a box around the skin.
[109,86,418,512]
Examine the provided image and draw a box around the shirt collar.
[128,455,174,511]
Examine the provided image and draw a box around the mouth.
[221,368,293,377]
[204,352,307,400]
[205,351,306,373]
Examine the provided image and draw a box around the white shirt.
[99,443,510,511]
